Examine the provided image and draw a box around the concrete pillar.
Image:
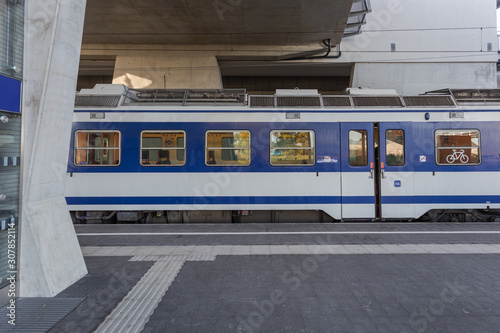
[112,55,222,89]
[20,0,88,297]
[351,62,497,95]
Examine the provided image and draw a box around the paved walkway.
[2,223,500,332]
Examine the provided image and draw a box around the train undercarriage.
[71,209,500,224]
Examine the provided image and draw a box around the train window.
[206,130,250,166]
[349,130,368,166]
[435,129,481,165]
[386,130,405,166]
[140,131,186,166]
[270,130,315,166]
[74,131,121,166]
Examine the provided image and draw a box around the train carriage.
[65,85,500,223]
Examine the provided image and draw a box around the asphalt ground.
[1,222,500,332]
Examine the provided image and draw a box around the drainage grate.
[0,297,83,332]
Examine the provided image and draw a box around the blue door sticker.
[394,180,402,187]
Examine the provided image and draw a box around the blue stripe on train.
[65,196,343,205]
[382,195,500,204]
[66,195,500,206]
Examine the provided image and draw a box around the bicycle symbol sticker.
[446,149,469,164]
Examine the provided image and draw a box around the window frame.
[74,130,121,167]
[140,130,186,167]
[205,130,251,167]
[434,129,481,166]
[385,129,405,167]
[269,130,316,166]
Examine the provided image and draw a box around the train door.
[340,123,376,219]
[379,123,415,219]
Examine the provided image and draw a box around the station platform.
[2,222,500,332]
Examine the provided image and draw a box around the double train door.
[340,122,414,220]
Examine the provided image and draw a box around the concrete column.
[112,55,222,89]
[20,0,88,297]
[351,62,497,95]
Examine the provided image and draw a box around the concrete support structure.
[113,55,222,89]
[351,62,497,95]
[79,0,498,94]
[342,0,498,94]
[20,0,88,297]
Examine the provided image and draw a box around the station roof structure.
[82,0,367,45]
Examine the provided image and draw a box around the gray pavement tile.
[463,296,500,316]
[219,290,240,301]
[188,318,216,333]
[257,314,286,333]
[238,299,266,316]
[365,316,410,333]
[216,300,240,319]
[212,317,239,333]
[240,286,278,301]
[281,316,308,332]
[301,316,332,333]
[174,296,200,318]
[163,317,192,332]
[348,316,385,333]
[426,315,498,333]
[294,296,327,318]
[197,299,221,320]
[278,302,309,320]
[155,297,182,315]
[324,316,351,332]
[483,315,500,326]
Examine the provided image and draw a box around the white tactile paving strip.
[94,255,187,333]
[94,253,217,333]
[81,244,500,257]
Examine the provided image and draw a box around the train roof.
[74,84,500,109]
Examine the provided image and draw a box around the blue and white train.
[65,85,500,223]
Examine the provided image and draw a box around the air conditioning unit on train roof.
[275,89,319,96]
[78,84,129,96]
[75,84,131,108]
[346,88,399,96]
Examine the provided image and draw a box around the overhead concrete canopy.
[83,0,354,45]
